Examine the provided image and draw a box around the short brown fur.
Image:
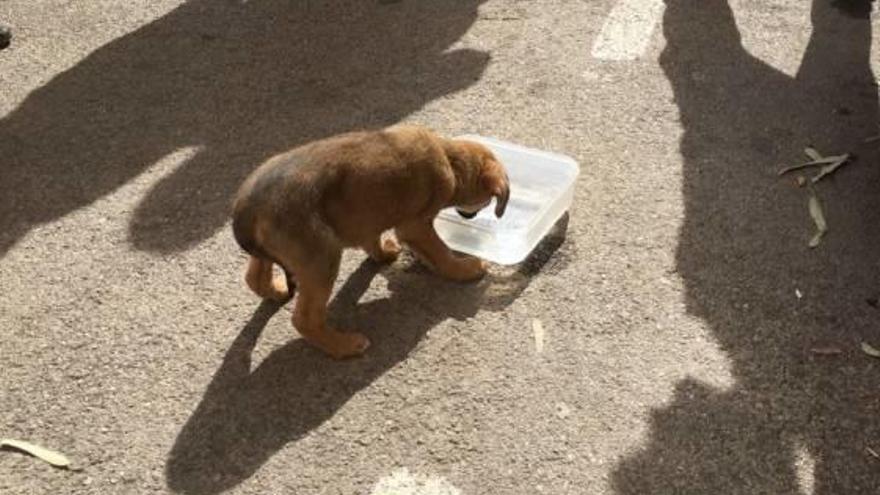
[231,125,509,359]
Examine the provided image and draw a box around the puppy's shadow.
[165,216,569,494]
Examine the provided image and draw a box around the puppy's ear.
[482,162,510,218]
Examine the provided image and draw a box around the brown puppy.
[231,125,510,359]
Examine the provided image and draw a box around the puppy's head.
[445,140,510,219]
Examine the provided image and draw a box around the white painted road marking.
[792,440,817,495]
[370,469,461,495]
[591,0,665,61]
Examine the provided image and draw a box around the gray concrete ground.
[1,0,879,493]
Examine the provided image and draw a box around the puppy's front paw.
[447,256,488,282]
[376,237,402,263]
[325,332,371,360]
[366,237,402,264]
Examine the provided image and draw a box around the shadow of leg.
[165,300,282,494]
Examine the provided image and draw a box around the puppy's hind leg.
[245,255,291,302]
[288,249,370,359]
[362,235,401,264]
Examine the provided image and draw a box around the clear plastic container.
[434,135,580,265]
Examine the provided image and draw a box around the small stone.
[556,402,572,419]
[0,25,10,50]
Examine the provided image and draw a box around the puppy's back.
[231,132,369,257]
[232,127,451,255]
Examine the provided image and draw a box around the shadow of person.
[165,217,570,494]
[0,0,488,259]
[613,0,880,493]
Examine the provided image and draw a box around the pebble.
[0,25,10,50]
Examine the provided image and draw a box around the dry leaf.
[860,342,880,358]
[778,155,848,176]
[811,154,851,184]
[0,439,72,469]
[532,318,545,354]
[810,345,842,355]
[804,147,822,161]
[808,193,827,248]
[478,15,523,21]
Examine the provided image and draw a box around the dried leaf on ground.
[778,154,848,176]
[804,147,823,161]
[807,192,827,248]
[810,345,842,355]
[478,15,523,21]
[0,439,72,469]
[860,342,880,358]
[811,154,852,184]
[779,146,851,182]
[532,318,545,354]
